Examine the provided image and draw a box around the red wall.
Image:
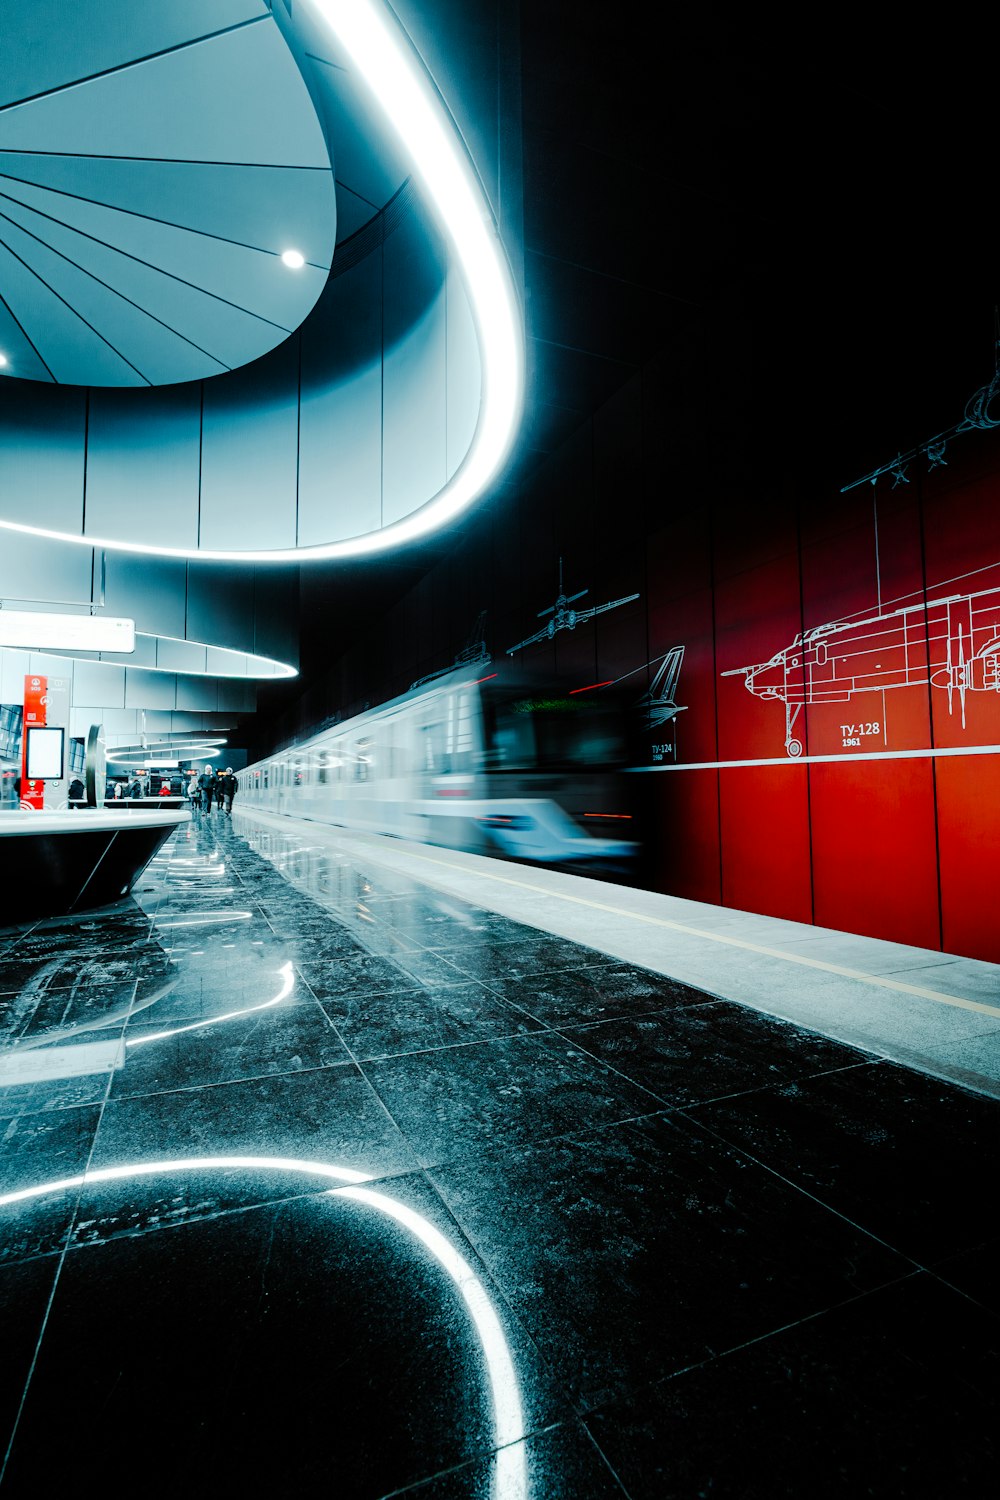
[650,440,1000,961]
[274,371,1000,963]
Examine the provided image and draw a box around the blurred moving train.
[237,667,639,869]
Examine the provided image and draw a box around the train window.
[355,737,374,782]
[420,711,446,774]
[418,693,476,775]
[482,690,627,771]
[317,749,338,784]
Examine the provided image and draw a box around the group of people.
[187,765,238,815]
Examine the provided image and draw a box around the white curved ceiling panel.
[0,239,142,383]
[0,154,336,262]
[0,211,238,384]
[0,23,329,167]
[0,293,52,381]
[0,193,296,375]
[0,10,335,385]
[0,175,328,329]
[0,1,269,111]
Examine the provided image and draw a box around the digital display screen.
[26,726,65,780]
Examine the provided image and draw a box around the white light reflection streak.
[335,1184,528,1499]
[126,962,295,1047]
[154,912,253,929]
[0,1157,528,1500]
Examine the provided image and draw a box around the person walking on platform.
[187,770,202,812]
[197,765,216,812]
[219,768,238,815]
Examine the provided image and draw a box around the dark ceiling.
[254,0,998,720]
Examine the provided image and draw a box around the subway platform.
[0,809,997,1496]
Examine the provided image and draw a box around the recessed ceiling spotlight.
[281,249,306,269]
[0,354,8,368]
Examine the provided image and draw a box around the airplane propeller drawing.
[506,559,639,655]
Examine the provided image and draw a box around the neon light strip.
[0,1156,527,1499]
[569,680,613,695]
[630,743,1000,771]
[11,631,297,679]
[0,0,522,566]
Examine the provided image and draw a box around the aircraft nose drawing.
[722,568,1000,756]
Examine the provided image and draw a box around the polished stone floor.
[0,812,996,1495]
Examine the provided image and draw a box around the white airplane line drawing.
[506,559,639,655]
[722,570,1000,755]
[411,611,491,689]
[634,646,687,729]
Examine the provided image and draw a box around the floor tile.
[0,1104,100,1262]
[584,1273,999,1497]
[429,1111,909,1410]
[691,1062,1000,1263]
[363,1030,664,1169]
[497,963,718,1026]
[394,1416,628,1497]
[433,936,618,984]
[319,980,542,1059]
[298,949,465,1001]
[0,1254,60,1457]
[111,1000,351,1099]
[89,1063,422,1183]
[928,1238,1000,1317]
[564,1002,873,1107]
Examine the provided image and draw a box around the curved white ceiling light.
[0,0,523,565]
[15,629,297,679]
[106,747,222,764]
[0,1155,528,1500]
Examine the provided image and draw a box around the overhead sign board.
[0,610,135,653]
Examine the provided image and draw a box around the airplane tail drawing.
[640,645,687,729]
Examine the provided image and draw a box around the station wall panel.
[281,372,1000,963]
[718,765,812,925]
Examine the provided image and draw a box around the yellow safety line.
[382,844,1000,1021]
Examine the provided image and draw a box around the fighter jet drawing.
[638,646,686,729]
[723,569,1000,755]
[506,559,639,655]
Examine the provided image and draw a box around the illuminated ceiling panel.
[0,2,335,386]
[0,0,523,565]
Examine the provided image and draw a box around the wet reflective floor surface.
[0,812,997,1495]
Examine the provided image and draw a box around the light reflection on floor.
[0,813,997,1496]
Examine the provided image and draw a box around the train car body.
[238,667,638,869]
